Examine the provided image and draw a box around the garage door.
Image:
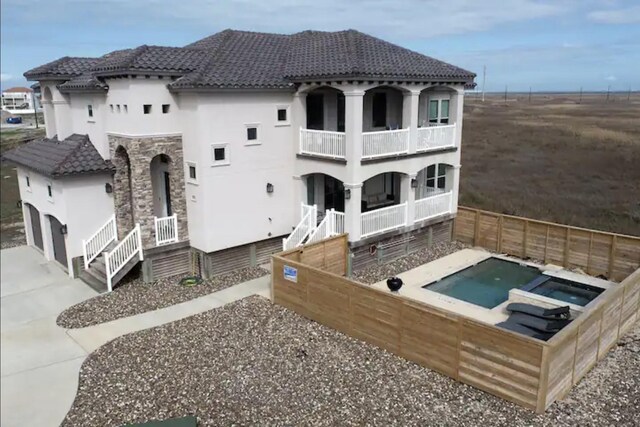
[27,204,43,251]
[49,216,67,267]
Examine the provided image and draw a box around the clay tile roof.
[2,134,114,177]
[24,29,475,90]
[3,87,33,93]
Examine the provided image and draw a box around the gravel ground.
[63,296,640,427]
[352,241,469,284]
[57,267,268,329]
[0,223,25,250]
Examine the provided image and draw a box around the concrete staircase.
[79,250,140,293]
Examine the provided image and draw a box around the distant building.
[1,86,41,113]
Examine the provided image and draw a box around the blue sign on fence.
[284,265,297,283]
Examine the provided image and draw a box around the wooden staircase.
[79,247,140,293]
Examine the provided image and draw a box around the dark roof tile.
[2,134,114,177]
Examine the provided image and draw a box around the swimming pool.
[423,257,604,309]
[422,258,540,308]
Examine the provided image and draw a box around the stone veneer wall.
[108,134,188,248]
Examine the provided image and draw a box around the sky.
[1,0,639,92]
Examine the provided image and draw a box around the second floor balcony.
[296,84,460,162]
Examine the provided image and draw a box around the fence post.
[173,214,178,242]
[136,224,144,261]
[112,214,118,240]
[82,239,89,270]
[105,253,112,292]
[154,217,159,246]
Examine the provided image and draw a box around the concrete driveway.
[1,246,97,427]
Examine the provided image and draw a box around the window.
[87,105,93,118]
[211,143,229,166]
[162,104,170,114]
[25,175,31,191]
[275,105,290,126]
[372,92,387,128]
[47,182,54,201]
[110,104,114,113]
[143,104,152,114]
[426,164,446,189]
[247,127,257,141]
[116,104,121,113]
[124,104,128,113]
[428,98,450,125]
[417,164,448,199]
[186,161,198,184]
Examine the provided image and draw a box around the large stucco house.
[4,29,475,291]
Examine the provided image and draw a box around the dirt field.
[460,94,640,237]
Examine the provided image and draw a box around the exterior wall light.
[345,188,351,199]
[266,183,274,193]
[411,178,418,189]
[105,183,113,194]
[60,224,68,235]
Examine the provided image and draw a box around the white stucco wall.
[17,167,115,276]
[181,91,296,253]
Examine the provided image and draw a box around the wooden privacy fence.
[272,234,640,413]
[454,207,640,281]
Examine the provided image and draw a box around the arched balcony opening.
[414,163,455,223]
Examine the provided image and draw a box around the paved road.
[0,246,97,427]
[1,245,271,427]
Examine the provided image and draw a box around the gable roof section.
[2,134,114,178]
[24,29,476,90]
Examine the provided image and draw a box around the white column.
[344,183,362,242]
[344,90,364,167]
[400,174,416,225]
[402,90,421,154]
[451,88,465,149]
[451,165,461,215]
[291,92,307,156]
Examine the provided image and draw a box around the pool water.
[527,278,603,307]
[423,258,541,309]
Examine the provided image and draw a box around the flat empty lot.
[460,94,640,236]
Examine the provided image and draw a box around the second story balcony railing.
[362,128,410,160]
[299,128,346,160]
[417,124,456,152]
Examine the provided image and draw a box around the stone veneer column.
[108,134,188,248]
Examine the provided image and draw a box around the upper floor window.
[416,164,448,199]
[47,182,54,202]
[162,104,170,114]
[25,175,31,191]
[143,104,152,114]
[123,104,128,113]
[211,143,230,166]
[372,93,387,128]
[428,99,450,125]
[110,104,114,113]
[186,161,198,184]
[87,105,93,118]
[245,124,260,145]
[117,104,121,113]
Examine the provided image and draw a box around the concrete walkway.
[1,245,271,427]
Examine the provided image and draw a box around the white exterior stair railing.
[299,128,346,159]
[82,214,117,269]
[416,124,456,152]
[105,224,143,292]
[360,202,408,239]
[154,214,179,246]
[414,191,453,223]
[283,204,317,251]
[362,128,410,160]
[306,209,345,245]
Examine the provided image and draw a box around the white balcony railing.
[362,128,410,160]
[299,128,346,159]
[416,124,456,152]
[82,214,117,269]
[360,202,408,239]
[105,224,143,292]
[415,190,453,223]
[306,209,345,245]
[283,203,317,251]
[154,214,179,246]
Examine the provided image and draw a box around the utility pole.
[606,85,611,102]
[528,86,532,103]
[504,85,508,103]
[579,87,583,104]
[31,90,39,129]
[628,87,632,102]
[481,65,486,102]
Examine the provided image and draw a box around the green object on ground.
[123,415,197,427]
[180,276,202,287]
